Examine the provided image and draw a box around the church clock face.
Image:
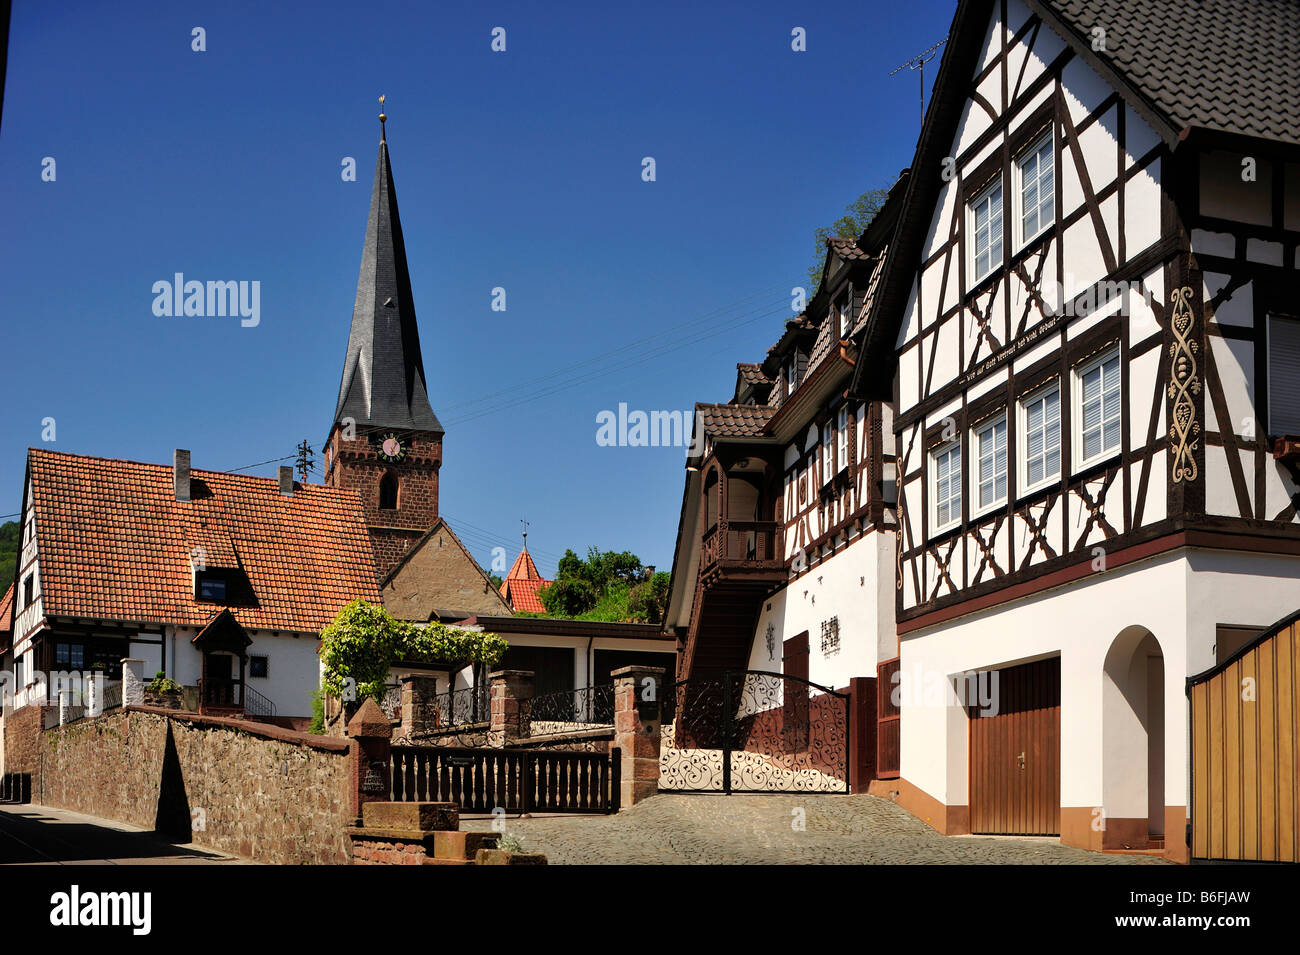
[378,433,407,463]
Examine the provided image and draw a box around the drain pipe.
[586,635,595,721]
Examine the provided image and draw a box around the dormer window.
[197,573,227,602]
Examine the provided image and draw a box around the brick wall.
[37,708,354,864]
[325,426,443,578]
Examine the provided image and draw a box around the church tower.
[324,110,444,579]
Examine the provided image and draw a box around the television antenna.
[889,38,947,126]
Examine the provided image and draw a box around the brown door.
[969,658,1060,835]
[782,633,810,751]
[205,653,234,706]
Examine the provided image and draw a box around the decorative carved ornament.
[1168,285,1201,484]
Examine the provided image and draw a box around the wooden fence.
[391,745,620,814]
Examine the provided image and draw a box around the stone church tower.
[324,117,443,579]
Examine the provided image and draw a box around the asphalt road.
[0,803,242,865]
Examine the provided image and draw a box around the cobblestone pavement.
[462,794,1171,865]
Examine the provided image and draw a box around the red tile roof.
[498,548,551,614]
[27,448,382,633]
[0,583,13,636]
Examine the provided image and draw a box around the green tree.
[0,520,19,591]
[627,571,672,625]
[806,187,891,292]
[537,547,665,622]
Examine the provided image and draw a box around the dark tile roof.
[694,402,774,438]
[333,140,443,433]
[1038,0,1300,145]
[736,363,772,386]
[27,448,382,632]
[828,236,870,261]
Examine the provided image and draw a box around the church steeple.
[325,105,445,582]
[332,125,442,434]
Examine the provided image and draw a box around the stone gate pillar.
[121,658,145,707]
[347,697,393,824]
[399,675,440,739]
[611,665,664,808]
[489,670,533,747]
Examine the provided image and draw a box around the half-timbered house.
[664,187,903,788]
[1,448,381,723]
[851,0,1300,862]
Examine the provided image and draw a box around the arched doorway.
[1101,626,1165,849]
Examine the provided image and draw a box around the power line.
[436,282,792,416]
[441,300,791,428]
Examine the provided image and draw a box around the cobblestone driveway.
[462,794,1169,865]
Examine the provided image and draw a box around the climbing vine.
[319,600,506,702]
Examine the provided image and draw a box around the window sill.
[969,499,1007,522]
[1071,450,1122,482]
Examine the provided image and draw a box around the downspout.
[586,635,595,721]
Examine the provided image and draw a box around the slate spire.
[333,129,443,433]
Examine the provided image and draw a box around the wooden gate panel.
[1190,613,1300,862]
[969,658,1060,836]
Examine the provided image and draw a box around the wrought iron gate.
[659,670,849,793]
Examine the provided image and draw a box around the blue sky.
[0,0,952,578]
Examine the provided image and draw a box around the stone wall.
[2,703,47,792]
[37,707,354,864]
[381,525,511,620]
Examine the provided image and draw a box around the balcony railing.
[701,520,780,571]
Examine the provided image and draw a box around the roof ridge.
[26,447,352,494]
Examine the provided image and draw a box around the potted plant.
[145,671,184,710]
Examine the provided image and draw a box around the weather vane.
[521,517,530,548]
[379,93,387,141]
[889,38,947,127]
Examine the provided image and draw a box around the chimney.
[174,449,191,502]
[278,466,294,496]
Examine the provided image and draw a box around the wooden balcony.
[699,520,784,586]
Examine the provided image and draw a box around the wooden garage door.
[969,658,1061,835]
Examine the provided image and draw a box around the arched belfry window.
[379,470,399,510]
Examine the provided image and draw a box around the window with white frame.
[822,421,835,485]
[1016,133,1054,246]
[1019,383,1061,491]
[836,406,850,472]
[969,177,1004,281]
[1075,348,1122,467]
[931,441,962,531]
[973,415,1008,511]
[1267,313,1300,436]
